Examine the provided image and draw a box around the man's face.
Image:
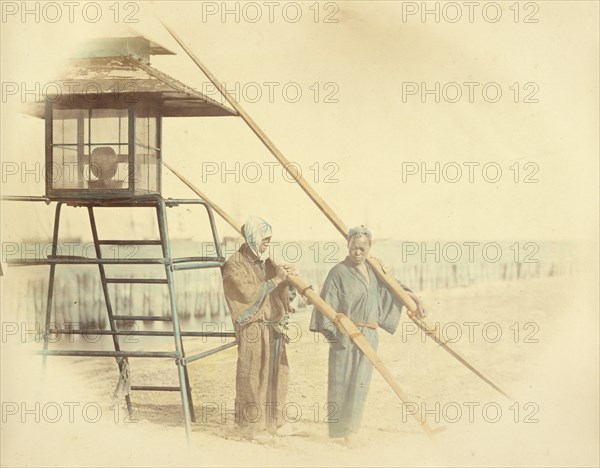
[347,235,371,265]
[259,236,272,254]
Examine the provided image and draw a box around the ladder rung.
[98,240,162,245]
[49,329,235,338]
[130,386,181,392]
[186,341,239,364]
[106,278,168,284]
[38,350,177,358]
[172,261,224,271]
[52,255,88,259]
[44,256,166,265]
[113,315,172,321]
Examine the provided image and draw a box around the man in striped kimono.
[310,225,425,446]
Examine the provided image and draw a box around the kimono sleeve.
[309,266,344,346]
[222,259,260,303]
[222,259,275,325]
[377,280,405,335]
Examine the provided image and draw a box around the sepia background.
[1,1,598,466]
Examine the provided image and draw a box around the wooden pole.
[163,161,241,233]
[158,21,348,238]
[158,18,512,400]
[368,257,513,399]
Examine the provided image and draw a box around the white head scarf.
[243,216,273,261]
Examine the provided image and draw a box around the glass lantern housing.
[46,102,160,199]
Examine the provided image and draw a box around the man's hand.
[282,265,299,276]
[272,266,287,285]
[272,264,299,286]
[408,291,427,319]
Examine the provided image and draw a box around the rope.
[112,357,131,401]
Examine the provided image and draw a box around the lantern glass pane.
[51,146,81,189]
[52,109,88,144]
[134,106,159,194]
[91,109,128,145]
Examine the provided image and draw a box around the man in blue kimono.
[309,225,425,446]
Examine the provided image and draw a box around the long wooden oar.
[158,18,512,401]
[368,257,514,399]
[163,161,242,232]
[162,161,444,437]
[157,19,348,238]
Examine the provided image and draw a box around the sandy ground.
[1,274,599,467]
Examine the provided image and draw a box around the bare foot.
[344,434,361,448]
[252,431,275,445]
[275,422,309,437]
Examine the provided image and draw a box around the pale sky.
[1,1,598,243]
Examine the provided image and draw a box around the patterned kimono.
[222,243,291,433]
[310,257,404,438]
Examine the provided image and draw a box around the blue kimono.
[310,257,404,438]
